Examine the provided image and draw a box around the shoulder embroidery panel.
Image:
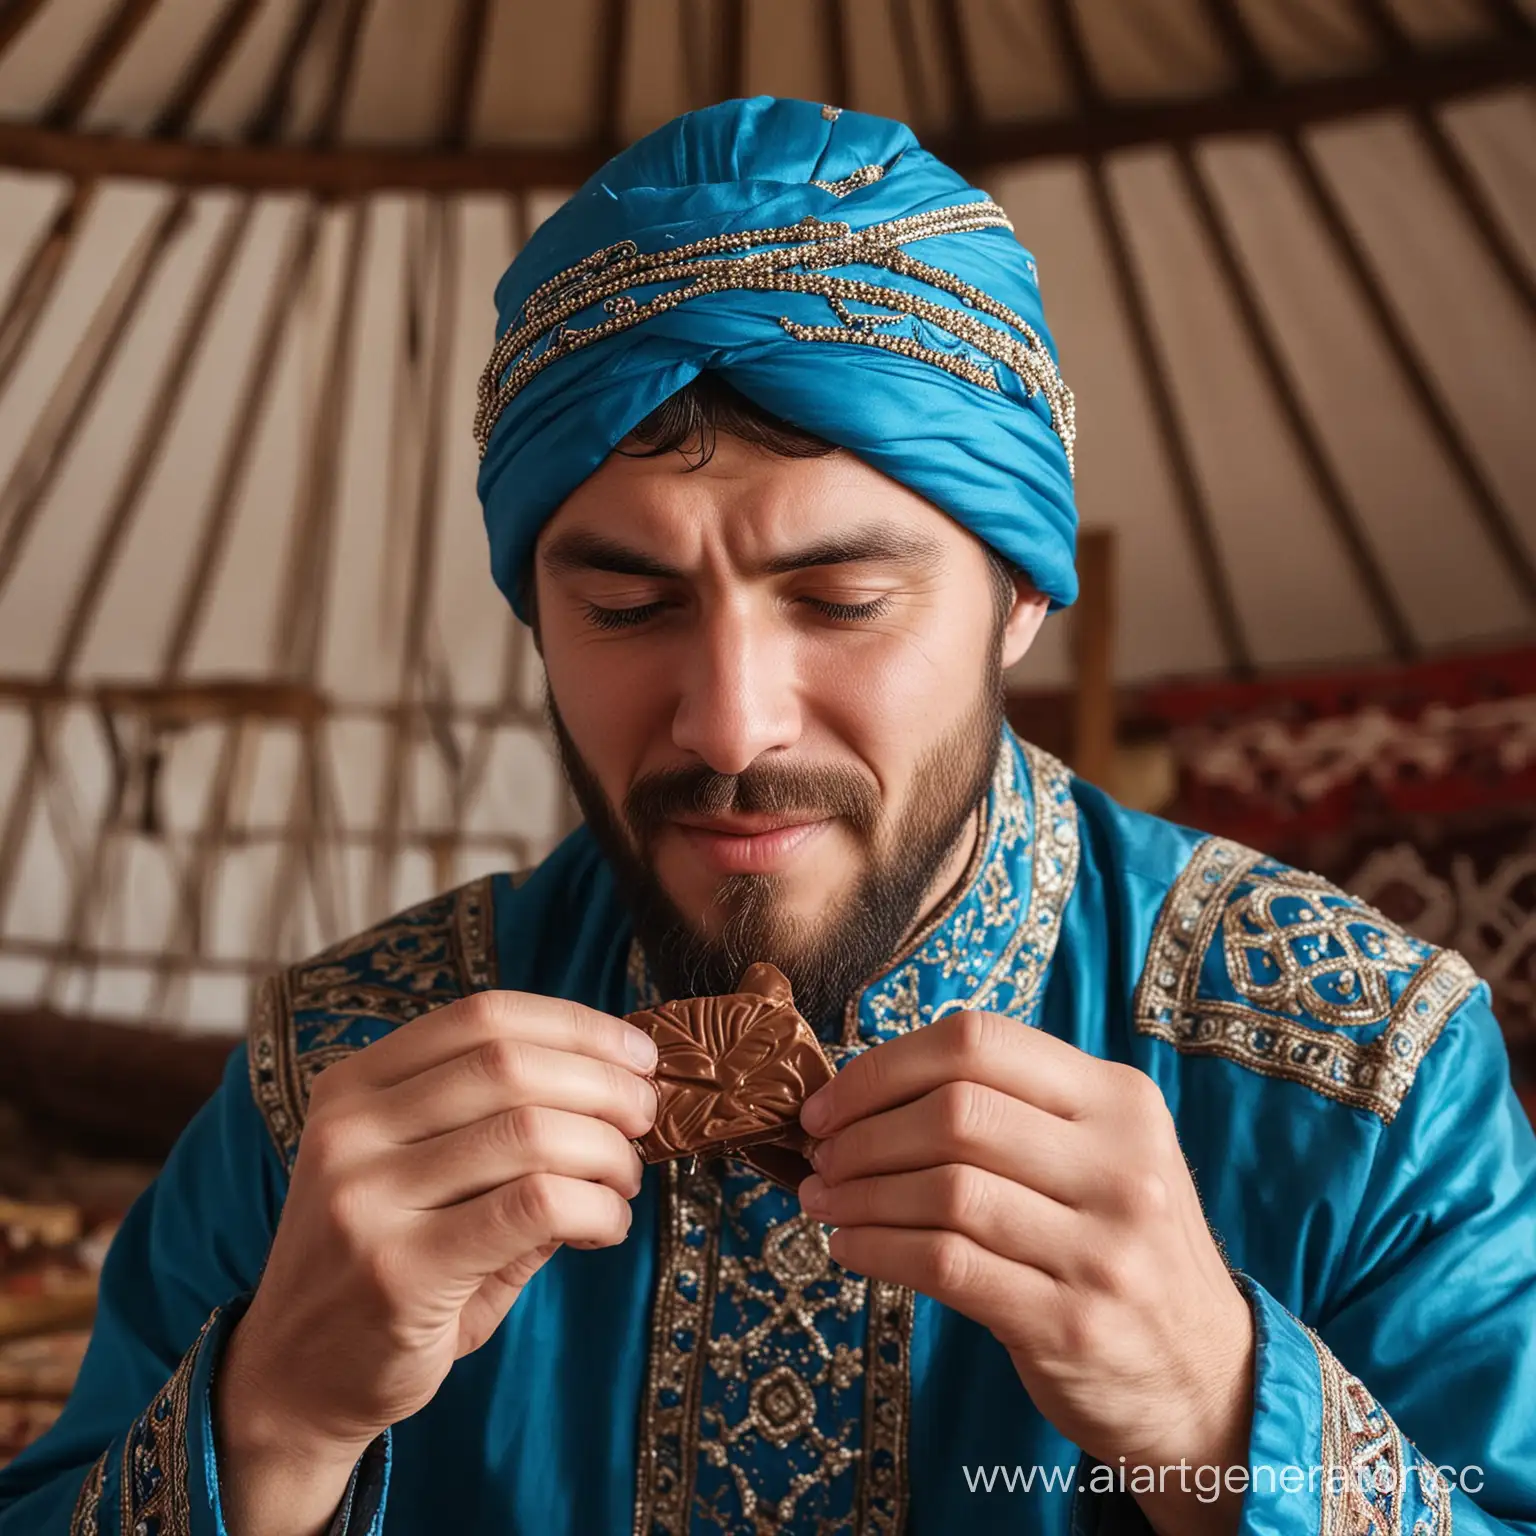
[248,875,501,1172]
[1133,837,1479,1124]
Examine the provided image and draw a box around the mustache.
[624,760,884,840]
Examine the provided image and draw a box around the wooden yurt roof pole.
[1353,0,1536,324]
[371,202,459,917]
[152,0,267,139]
[888,0,932,129]
[259,202,371,959]
[143,720,247,1017]
[936,0,980,140]
[596,0,629,152]
[254,0,379,957]
[42,0,162,130]
[158,0,370,678]
[1042,0,1251,675]
[0,42,1529,194]
[48,204,257,682]
[157,210,324,678]
[821,0,850,116]
[1208,0,1536,615]
[0,0,47,59]
[720,0,746,104]
[442,0,494,149]
[308,0,375,147]
[246,0,330,143]
[0,198,189,608]
[0,186,97,401]
[1174,145,1415,657]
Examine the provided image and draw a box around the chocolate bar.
[627,962,834,1192]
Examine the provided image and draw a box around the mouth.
[667,813,833,875]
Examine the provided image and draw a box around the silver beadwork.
[474,198,1076,476]
[810,162,886,197]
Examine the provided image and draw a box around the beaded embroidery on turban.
[475,197,1076,477]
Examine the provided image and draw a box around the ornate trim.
[633,1162,723,1536]
[117,1308,221,1536]
[475,201,1075,475]
[856,1281,915,1535]
[69,1449,108,1536]
[1311,1327,1453,1535]
[248,876,500,1171]
[1134,838,1480,1123]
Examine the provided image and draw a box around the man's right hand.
[213,990,657,1527]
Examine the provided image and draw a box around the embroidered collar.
[626,729,1080,1039]
[837,728,1078,1054]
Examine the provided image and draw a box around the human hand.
[218,991,657,1461]
[797,1013,1253,1505]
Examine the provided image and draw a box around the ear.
[737,962,794,1005]
[1000,574,1050,671]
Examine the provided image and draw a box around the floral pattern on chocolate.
[630,962,834,1171]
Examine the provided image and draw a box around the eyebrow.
[540,525,945,581]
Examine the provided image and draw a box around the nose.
[670,599,801,775]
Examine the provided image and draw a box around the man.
[2,96,1533,1536]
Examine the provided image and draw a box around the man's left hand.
[797,1011,1254,1530]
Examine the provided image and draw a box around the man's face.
[536,435,1047,1027]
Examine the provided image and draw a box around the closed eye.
[803,596,894,622]
[581,595,896,630]
[583,601,666,630]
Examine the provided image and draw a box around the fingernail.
[810,1138,829,1173]
[799,1174,829,1214]
[801,1087,832,1135]
[626,1028,657,1071]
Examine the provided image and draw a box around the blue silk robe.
[3,730,1534,1535]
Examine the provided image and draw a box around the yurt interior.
[0,0,1533,1465]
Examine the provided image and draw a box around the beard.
[545,659,1004,1034]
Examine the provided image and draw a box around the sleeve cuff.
[65,1293,392,1536]
[195,1294,392,1536]
[1064,1274,1461,1536]
[1232,1271,1455,1536]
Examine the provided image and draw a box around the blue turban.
[475,97,1078,621]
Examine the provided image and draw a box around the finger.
[375,1037,658,1144]
[392,1107,645,1210]
[827,1225,1055,1343]
[799,1165,1074,1276]
[801,1011,1103,1137]
[812,1082,1088,1205]
[340,990,657,1091]
[428,1173,635,1279]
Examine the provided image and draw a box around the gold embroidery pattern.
[856,1281,914,1535]
[118,1307,221,1536]
[1311,1328,1453,1535]
[1222,873,1422,1027]
[474,203,1075,476]
[634,1162,724,1536]
[69,1450,107,1536]
[248,877,499,1171]
[693,1189,868,1532]
[1134,839,1480,1122]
